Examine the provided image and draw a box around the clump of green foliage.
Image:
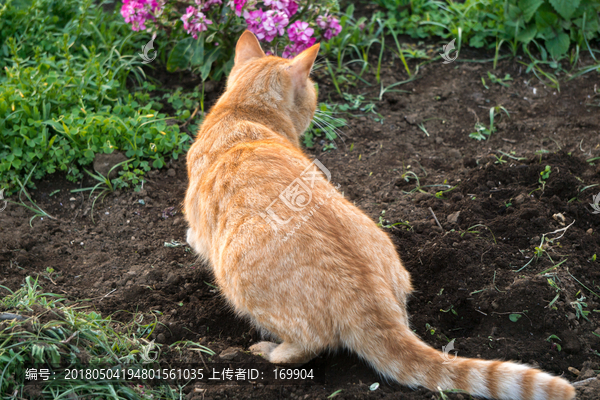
[0,276,213,398]
[0,0,190,194]
[376,0,600,59]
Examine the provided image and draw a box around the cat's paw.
[249,341,278,360]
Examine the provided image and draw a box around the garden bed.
[2,51,600,399]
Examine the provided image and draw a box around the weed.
[4,166,57,226]
[494,155,507,164]
[70,159,133,223]
[530,165,552,195]
[486,71,513,87]
[509,314,522,322]
[517,221,574,271]
[305,102,347,150]
[0,276,206,398]
[319,6,384,94]
[571,295,590,321]
[497,150,528,161]
[434,185,457,199]
[546,335,562,351]
[469,106,509,141]
[377,211,413,231]
[417,123,430,137]
[461,224,497,244]
[440,305,459,317]
[543,276,562,310]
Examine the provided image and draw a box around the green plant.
[377,211,413,231]
[4,166,57,226]
[540,165,552,180]
[469,105,509,141]
[129,0,343,81]
[494,155,508,164]
[461,224,497,244]
[320,6,384,93]
[434,185,457,199]
[377,0,600,62]
[485,71,513,87]
[509,313,522,322]
[571,295,590,321]
[0,276,213,398]
[546,334,562,351]
[0,0,188,194]
[70,159,133,223]
[517,220,574,271]
[440,305,459,316]
[304,103,347,150]
[530,165,552,194]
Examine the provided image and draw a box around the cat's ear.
[235,30,266,65]
[290,43,320,88]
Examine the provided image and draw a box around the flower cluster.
[316,13,342,40]
[121,0,342,61]
[181,6,213,39]
[244,9,289,42]
[121,0,161,31]
[237,0,340,58]
[229,0,248,16]
[282,21,315,58]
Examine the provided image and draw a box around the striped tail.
[345,323,575,400]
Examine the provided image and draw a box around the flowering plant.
[120,0,341,80]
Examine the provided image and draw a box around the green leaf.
[516,24,537,44]
[190,39,205,67]
[509,314,522,322]
[166,37,195,72]
[519,0,544,23]
[536,8,559,33]
[200,48,222,81]
[548,0,580,20]
[545,32,570,58]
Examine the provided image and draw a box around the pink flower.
[287,21,314,44]
[244,9,266,40]
[282,38,316,58]
[121,0,161,31]
[262,10,289,41]
[264,0,297,17]
[228,0,247,16]
[282,21,317,58]
[285,0,298,16]
[181,6,213,39]
[264,0,286,10]
[245,8,289,42]
[316,14,342,40]
[316,15,328,29]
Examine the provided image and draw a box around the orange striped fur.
[183,31,575,400]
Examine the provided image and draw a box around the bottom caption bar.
[22,363,317,386]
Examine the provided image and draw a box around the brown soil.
[2,46,600,399]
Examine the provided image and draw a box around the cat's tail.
[346,322,575,400]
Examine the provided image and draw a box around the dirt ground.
[2,38,600,399]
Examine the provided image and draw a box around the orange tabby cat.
[184,31,575,400]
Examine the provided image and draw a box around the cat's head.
[226,30,320,143]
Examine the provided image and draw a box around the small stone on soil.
[218,347,240,361]
[447,211,460,224]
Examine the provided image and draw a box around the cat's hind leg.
[250,341,316,366]
[186,227,210,260]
